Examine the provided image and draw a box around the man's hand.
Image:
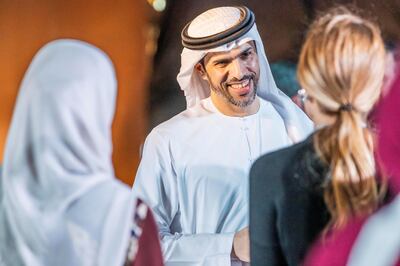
[232,227,250,262]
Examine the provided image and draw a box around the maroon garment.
[304,69,400,266]
[304,214,400,266]
[126,199,164,266]
[377,69,400,194]
[132,205,164,266]
[303,217,365,266]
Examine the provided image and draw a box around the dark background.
[0,0,399,185]
[149,0,400,129]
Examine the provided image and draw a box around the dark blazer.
[249,134,331,266]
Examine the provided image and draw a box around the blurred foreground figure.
[305,68,400,266]
[250,7,386,266]
[0,40,162,266]
[133,5,312,266]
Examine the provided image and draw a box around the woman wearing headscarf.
[249,7,386,266]
[304,65,400,266]
[0,40,162,266]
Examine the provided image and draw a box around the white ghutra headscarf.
[177,6,313,142]
[0,40,134,266]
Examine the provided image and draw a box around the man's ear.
[195,62,208,81]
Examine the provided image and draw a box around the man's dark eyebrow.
[240,47,253,55]
[212,58,231,65]
[211,46,254,65]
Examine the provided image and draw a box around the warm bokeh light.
[0,0,155,186]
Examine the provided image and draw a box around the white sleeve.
[132,129,235,266]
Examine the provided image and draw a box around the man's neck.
[210,95,260,117]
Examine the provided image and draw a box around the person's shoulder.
[251,136,314,188]
[253,136,312,173]
[152,100,212,133]
[145,100,213,144]
[250,135,314,199]
[258,97,279,115]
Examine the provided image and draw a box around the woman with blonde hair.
[249,7,387,266]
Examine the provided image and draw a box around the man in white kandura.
[132,6,313,266]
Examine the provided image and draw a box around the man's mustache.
[224,74,256,87]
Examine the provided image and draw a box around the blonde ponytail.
[315,110,378,228]
[298,7,386,229]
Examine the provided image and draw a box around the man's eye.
[241,51,252,58]
[215,62,228,67]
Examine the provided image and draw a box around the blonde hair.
[298,7,386,229]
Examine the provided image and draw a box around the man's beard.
[210,74,258,108]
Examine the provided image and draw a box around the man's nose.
[229,59,246,80]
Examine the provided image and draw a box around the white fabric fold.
[134,7,312,266]
[133,97,292,266]
[177,24,313,142]
[0,39,134,266]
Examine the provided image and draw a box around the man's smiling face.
[196,41,260,109]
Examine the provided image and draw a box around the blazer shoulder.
[252,138,311,178]
[250,137,316,210]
